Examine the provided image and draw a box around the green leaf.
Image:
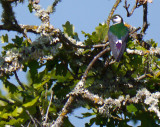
[12,107,23,117]
[127,40,135,49]
[33,75,51,89]
[147,39,157,48]
[12,36,23,47]
[23,96,39,108]
[62,21,74,37]
[156,71,160,78]
[3,79,18,94]
[94,23,108,42]
[52,82,71,98]
[146,74,153,78]
[28,60,39,83]
[1,34,8,43]
[82,112,95,118]
[28,3,33,13]
[2,43,16,50]
[56,62,68,76]
[127,104,137,114]
[82,23,108,45]
[85,117,96,126]
[62,21,79,40]
[8,118,24,126]
[63,116,74,127]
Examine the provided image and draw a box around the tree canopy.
[0,0,160,127]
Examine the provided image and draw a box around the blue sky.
[0,0,159,126]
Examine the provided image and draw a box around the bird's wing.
[119,31,129,60]
[108,29,129,62]
[108,31,120,60]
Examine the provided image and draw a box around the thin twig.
[82,47,110,80]
[26,121,31,127]
[44,91,54,125]
[129,27,141,35]
[141,2,149,35]
[136,74,146,81]
[52,0,61,12]
[25,110,37,127]
[124,0,140,17]
[106,0,122,26]
[14,71,25,90]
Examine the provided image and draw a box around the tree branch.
[141,2,149,35]
[52,86,160,126]
[52,96,75,127]
[124,0,141,17]
[51,0,61,13]
[25,109,38,127]
[126,48,160,56]
[106,0,122,26]
[14,71,25,90]
[43,91,53,126]
[82,47,110,80]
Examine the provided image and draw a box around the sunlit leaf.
[62,21,79,40]
[146,74,153,78]
[1,34,8,43]
[23,96,39,108]
[127,104,138,114]
[12,107,23,117]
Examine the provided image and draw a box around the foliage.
[0,0,159,127]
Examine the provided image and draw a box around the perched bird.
[108,14,129,62]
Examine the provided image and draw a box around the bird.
[108,14,129,62]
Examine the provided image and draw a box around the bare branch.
[82,47,110,80]
[25,110,38,127]
[52,0,61,13]
[136,74,147,81]
[129,27,141,35]
[141,2,149,35]
[106,0,122,26]
[43,91,54,125]
[124,0,140,17]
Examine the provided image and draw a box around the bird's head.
[111,14,123,24]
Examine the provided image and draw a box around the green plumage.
[109,23,129,39]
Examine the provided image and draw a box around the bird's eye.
[114,17,117,20]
